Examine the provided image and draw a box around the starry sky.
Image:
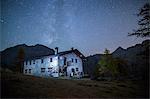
[1,0,148,56]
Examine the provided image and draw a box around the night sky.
[1,0,148,56]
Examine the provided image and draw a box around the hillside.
[84,40,149,79]
[1,44,55,69]
[112,40,149,79]
[83,54,103,75]
[1,70,148,98]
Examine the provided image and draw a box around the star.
[17,25,21,29]
[111,6,115,9]
[1,0,147,56]
[0,19,4,23]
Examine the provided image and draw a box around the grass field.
[1,70,149,98]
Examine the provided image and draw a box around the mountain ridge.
[1,44,55,69]
[84,39,149,79]
[1,39,149,79]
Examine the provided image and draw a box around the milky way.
[1,0,147,56]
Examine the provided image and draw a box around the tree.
[128,3,150,37]
[98,49,126,78]
[15,47,25,73]
[98,53,119,77]
[92,49,128,80]
[104,48,110,54]
[92,64,100,80]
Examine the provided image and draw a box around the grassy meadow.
[1,70,149,98]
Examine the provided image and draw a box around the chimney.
[71,47,74,51]
[55,47,58,54]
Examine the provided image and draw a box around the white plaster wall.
[58,53,83,77]
[23,52,84,78]
[23,55,59,77]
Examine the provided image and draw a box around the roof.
[57,49,85,59]
[24,49,85,61]
[24,54,56,61]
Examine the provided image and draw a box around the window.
[33,60,35,64]
[50,58,52,62]
[75,59,77,63]
[29,69,31,73]
[26,61,28,65]
[41,59,44,63]
[48,67,53,72]
[76,68,78,71]
[64,57,67,65]
[67,61,71,66]
[41,68,45,73]
[71,68,75,73]
[53,71,58,73]
[80,72,83,76]
[72,58,74,62]
[25,69,27,73]
[29,60,32,65]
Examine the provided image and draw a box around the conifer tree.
[128,3,150,37]
[16,47,25,73]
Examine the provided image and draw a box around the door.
[71,68,75,76]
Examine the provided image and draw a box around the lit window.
[50,58,52,62]
[41,59,44,63]
[41,68,45,73]
[29,69,31,73]
[75,59,77,63]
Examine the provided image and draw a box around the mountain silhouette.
[1,44,55,69]
[83,39,149,79]
[1,40,149,79]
